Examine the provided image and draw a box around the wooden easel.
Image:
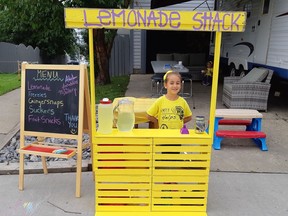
[18,63,91,198]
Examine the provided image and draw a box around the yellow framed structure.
[65,8,246,216]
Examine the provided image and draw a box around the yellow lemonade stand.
[65,8,246,216]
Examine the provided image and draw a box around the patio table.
[151,61,189,73]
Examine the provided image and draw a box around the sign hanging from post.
[65,8,246,32]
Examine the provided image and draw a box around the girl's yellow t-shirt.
[147,96,192,129]
[206,68,213,76]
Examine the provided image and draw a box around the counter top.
[94,128,211,139]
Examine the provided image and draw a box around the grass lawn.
[0,72,130,102]
[96,75,130,103]
[0,73,21,96]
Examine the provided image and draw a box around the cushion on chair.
[173,53,190,66]
[224,83,232,92]
[238,68,269,83]
[156,53,173,61]
[189,53,206,66]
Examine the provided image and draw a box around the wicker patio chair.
[222,68,274,112]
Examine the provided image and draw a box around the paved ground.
[0,88,20,151]
[0,74,288,215]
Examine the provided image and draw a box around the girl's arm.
[146,114,159,128]
[184,115,192,124]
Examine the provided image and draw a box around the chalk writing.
[24,69,80,134]
[64,113,79,129]
[28,91,47,98]
[57,74,79,96]
[63,79,78,88]
[27,82,51,91]
[33,70,64,82]
[29,105,55,115]
[58,87,78,96]
[28,98,64,108]
[65,74,78,82]
[28,115,61,125]
[41,116,62,125]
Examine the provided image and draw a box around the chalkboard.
[24,68,80,135]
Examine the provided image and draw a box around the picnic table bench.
[213,109,268,151]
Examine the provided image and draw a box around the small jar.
[195,116,205,134]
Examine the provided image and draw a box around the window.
[218,0,223,8]
[263,0,270,14]
[243,1,252,18]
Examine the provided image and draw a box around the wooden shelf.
[19,144,76,159]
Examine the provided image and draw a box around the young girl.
[201,61,213,86]
[147,71,192,129]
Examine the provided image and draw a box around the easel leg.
[75,150,82,198]
[37,137,48,174]
[41,156,48,174]
[19,153,24,190]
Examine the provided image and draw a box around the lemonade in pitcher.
[117,112,135,131]
[115,98,135,132]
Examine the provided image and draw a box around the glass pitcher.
[115,98,135,132]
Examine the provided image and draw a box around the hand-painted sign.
[65,8,246,32]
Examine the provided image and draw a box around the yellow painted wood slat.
[95,160,152,167]
[97,197,150,204]
[153,146,210,153]
[98,190,151,197]
[96,145,151,152]
[95,212,207,216]
[154,153,210,160]
[96,153,152,160]
[154,138,212,145]
[95,138,152,144]
[151,205,206,212]
[152,184,208,191]
[96,175,151,182]
[95,169,151,175]
[96,183,151,190]
[96,205,150,212]
[153,161,209,167]
[153,175,208,183]
[152,198,207,205]
[153,169,209,176]
[153,191,206,197]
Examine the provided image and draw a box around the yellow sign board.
[65,8,246,32]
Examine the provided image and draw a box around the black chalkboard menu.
[24,68,80,135]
